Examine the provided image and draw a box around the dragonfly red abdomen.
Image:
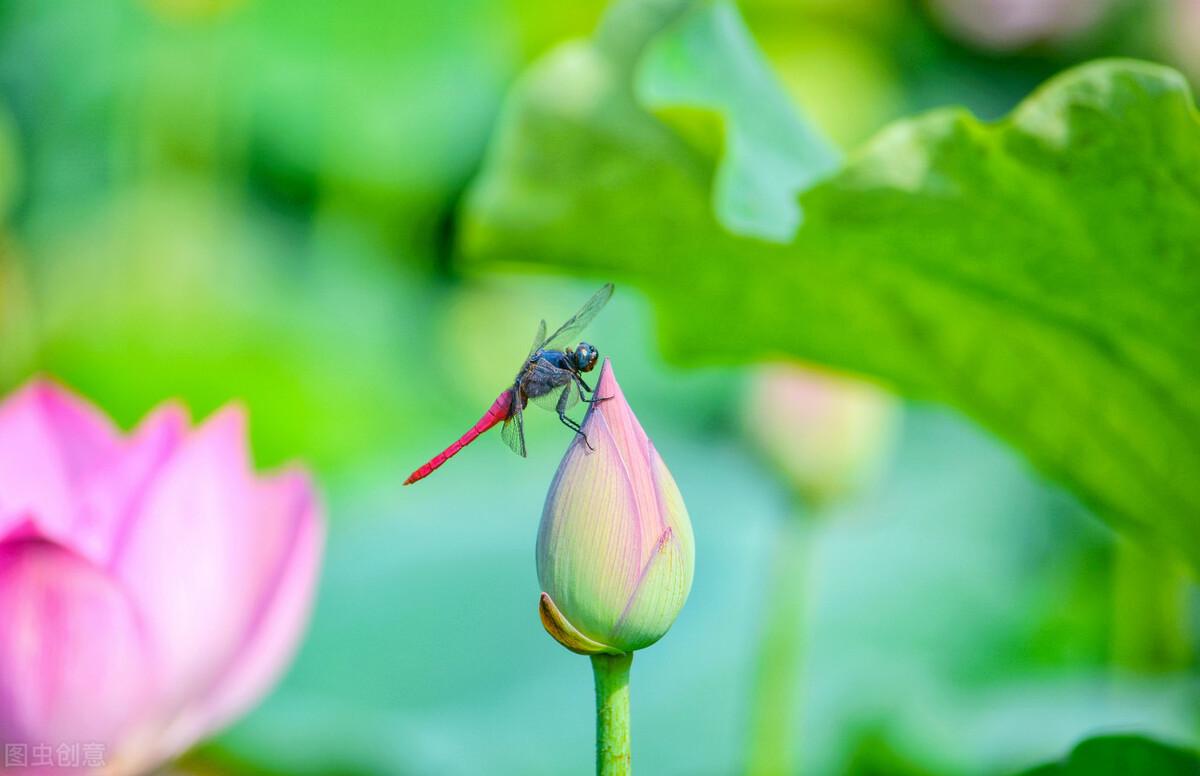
[403,389,515,486]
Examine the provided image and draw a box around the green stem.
[592,652,633,776]
[745,517,811,776]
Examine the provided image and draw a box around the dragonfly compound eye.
[576,343,599,371]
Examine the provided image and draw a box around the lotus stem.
[745,517,811,775]
[592,652,633,776]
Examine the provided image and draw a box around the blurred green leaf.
[461,0,1200,570]
[1016,734,1200,775]
[635,0,839,239]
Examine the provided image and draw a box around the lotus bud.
[743,364,896,508]
[536,360,694,655]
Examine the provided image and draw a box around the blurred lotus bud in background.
[537,360,694,655]
[743,364,897,508]
[0,379,323,775]
[925,0,1115,51]
[1166,0,1200,79]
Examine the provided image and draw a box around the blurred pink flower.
[1167,0,1200,80]
[0,378,323,774]
[927,0,1114,51]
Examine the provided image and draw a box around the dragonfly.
[404,283,615,486]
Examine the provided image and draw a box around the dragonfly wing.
[541,283,614,351]
[500,401,527,457]
[525,358,580,413]
[527,319,547,360]
[529,384,579,413]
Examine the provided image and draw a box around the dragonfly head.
[572,342,599,372]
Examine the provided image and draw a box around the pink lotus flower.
[0,378,323,774]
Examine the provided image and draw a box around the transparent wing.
[541,283,614,351]
[524,359,579,414]
[529,383,579,413]
[500,401,527,457]
[526,319,547,360]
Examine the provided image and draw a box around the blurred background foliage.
[0,0,1197,774]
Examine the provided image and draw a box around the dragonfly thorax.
[528,343,599,374]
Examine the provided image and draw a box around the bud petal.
[536,360,694,654]
[538,592,622,655]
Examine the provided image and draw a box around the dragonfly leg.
[573,373,611,404]
[557,413,583,434]
[557,387,595,451]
